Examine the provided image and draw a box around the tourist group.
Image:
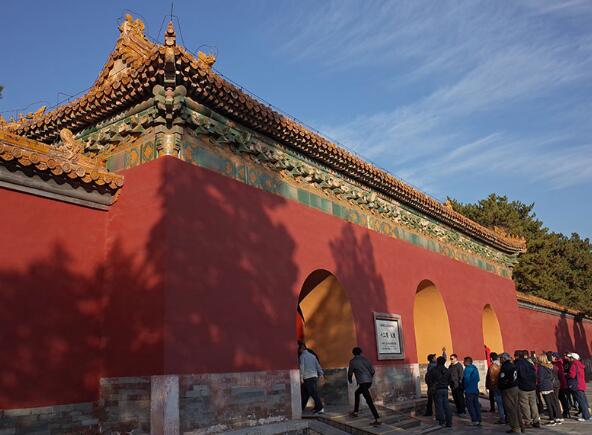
[298,342,590,432]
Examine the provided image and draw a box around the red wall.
[101,158,167,378]
[145,157,524,373]
[516,307,592,359]
[0,188,107,409]
[4,155,582,410]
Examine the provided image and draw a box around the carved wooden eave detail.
[3,14,526,253]
[0,130,124,209]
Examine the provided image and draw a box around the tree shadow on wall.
[555,315,575,356]
[328,224,417,403]
[573,318,590,360]
[0,244,105,409]
[0,156,300,427]
[152,158,299,374]
[329,224,388,358]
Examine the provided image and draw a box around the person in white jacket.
[298,342,324,414]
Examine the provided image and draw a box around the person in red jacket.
[567,353,590,421]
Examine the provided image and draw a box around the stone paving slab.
[305,392,592,435]
[412,395,592,434]
[304,405,422,434]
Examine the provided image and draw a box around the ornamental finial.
[165,20,176,47]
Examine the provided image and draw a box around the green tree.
[449,194,592,314]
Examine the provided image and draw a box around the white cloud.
[270,0,592,193]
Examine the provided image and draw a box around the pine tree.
[449,194,592,314]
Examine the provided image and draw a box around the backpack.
[567,365,579,391]
[552,369,560,390]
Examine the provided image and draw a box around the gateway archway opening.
[413,280,453,363]
[482,304,504,354]
[296,269,357,368]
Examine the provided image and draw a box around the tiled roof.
[516,292,581,316]
[0,15,525,254]
[0,130,124,192]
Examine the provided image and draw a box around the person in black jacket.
[424,353,437,416]
[499,353,524,434]
[348,347,381,426]
[424,347,447,417]
[432,356,453,427]
[515,350,540,428]
[449,353,466,415]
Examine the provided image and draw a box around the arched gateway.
[482,304,504,353]
[296,270,357,368]
[413,280,453,363]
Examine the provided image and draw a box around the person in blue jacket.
[463,356,482,426]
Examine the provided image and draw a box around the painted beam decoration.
[374,312,404,360]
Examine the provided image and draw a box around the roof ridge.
[516,291,583,317]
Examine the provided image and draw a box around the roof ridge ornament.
[58,128,86,161]
[56,128,103,169]
[198,51,216,69]
[119,14,145,37]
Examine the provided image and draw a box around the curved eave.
[0,131,124,193]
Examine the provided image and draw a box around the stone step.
[307,406,422,435]
[308,419,351,435]
[382,398,426,415]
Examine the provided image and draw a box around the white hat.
[571,353,580,360]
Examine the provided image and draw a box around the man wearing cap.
[567,353,591,421]
[499,353,524,433]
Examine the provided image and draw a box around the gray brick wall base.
[0,365,420,434]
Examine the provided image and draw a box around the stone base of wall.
[314,364,419,410]
[0,402,99,434]
[0,370,298,435]
[100,377,151,434]
[372,364,419,405]
[180,371,295,434]
[0,365,419,434]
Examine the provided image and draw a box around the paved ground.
[412,394,592,434]
[311,387,592,434]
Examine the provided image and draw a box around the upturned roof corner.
[0,129,124,208]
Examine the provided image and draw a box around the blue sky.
[2,1,591,238]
